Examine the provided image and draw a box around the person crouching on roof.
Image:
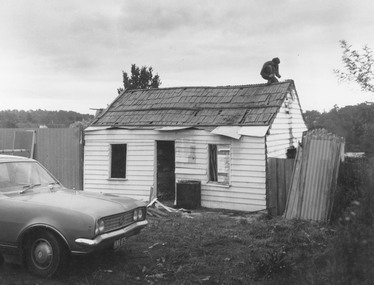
[260,57,281,83]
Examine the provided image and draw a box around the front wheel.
[25,230,68,278]
[0,252,4,266]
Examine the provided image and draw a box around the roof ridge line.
[125,80,293,92]
[107,105,281,112]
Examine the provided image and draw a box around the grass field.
[1,205,373,285]
[2,157,374,284]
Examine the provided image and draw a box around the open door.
[156,141,175,201]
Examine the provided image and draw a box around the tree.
[0,110,93,128]
[303,110,323,129]
[117,64,161,94]
[303,103,374,156]
[69,118,93,129]
[334,40,374,93]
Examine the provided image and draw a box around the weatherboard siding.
[175,130,267,212]
[84,129,156,201]
[267,90,307,158]
[84,128,267,211]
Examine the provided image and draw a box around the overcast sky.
[1,0,374,115]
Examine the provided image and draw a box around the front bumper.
[74,220,148,253]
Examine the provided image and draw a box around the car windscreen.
[0,161,56,193]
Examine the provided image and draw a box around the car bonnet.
[9,189,145,218]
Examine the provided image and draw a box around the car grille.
[102,211,134,233]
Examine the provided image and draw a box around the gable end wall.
[266,89,307,158]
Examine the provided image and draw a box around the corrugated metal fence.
[284,129,345,221]
[0,128,83,189]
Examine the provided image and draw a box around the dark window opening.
[111,144,127,178]
[209,144,230,185]
[209,145,218,181]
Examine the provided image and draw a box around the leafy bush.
[327,157,374,283]
[251,246,292,280]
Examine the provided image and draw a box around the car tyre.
[25,230,68,278]
[0,252,4,267]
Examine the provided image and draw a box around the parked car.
[0,155,148,277]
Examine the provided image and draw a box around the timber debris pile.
[147,198,191,218]
[147,187,191,218]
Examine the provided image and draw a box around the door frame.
[155,140,176,201]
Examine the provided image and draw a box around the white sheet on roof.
[155,126,193,131]
[85,125,269,139]
[211,126,269,139]
[238,126,270,137]
[85,126,140,132]
[85,126,112,132]
[210,126,242,139]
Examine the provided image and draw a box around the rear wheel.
[25,230,68,278]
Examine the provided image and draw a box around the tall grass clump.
[329,156,374,283]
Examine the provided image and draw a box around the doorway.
[156,141,175,201]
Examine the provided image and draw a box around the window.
[0,161,56,192]
[110,144,127,179]
[209,144,230,185]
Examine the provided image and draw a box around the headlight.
[95,220,105,235]
[133,209,139,221]
[133,208,144,221]
[137,209,143,220]
[98,220,105,232]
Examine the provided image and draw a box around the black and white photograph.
[1,0,373,284]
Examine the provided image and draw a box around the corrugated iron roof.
[92,80,296,127]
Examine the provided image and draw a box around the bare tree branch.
[334,40,374,93]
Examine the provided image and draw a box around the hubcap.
[32,239,53,269]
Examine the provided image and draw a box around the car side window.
[0,161,56,192]
[13,163,31,185]
[0,163,12,190]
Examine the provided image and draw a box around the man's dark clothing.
[260,59,281,83]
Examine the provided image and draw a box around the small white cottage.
[84,80,307,212]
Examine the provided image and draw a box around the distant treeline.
[304,103,374,156]
[0,110,94,128]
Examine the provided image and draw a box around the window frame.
[208,144,231,186]
[109,143,128,180]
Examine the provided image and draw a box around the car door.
[0,195,31,246]
[0,162,30,245]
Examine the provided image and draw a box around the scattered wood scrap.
[147,198,177,217]
[147,198,191,218]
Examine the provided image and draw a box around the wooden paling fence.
[283,129,345,221]
[267,158,295,216]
